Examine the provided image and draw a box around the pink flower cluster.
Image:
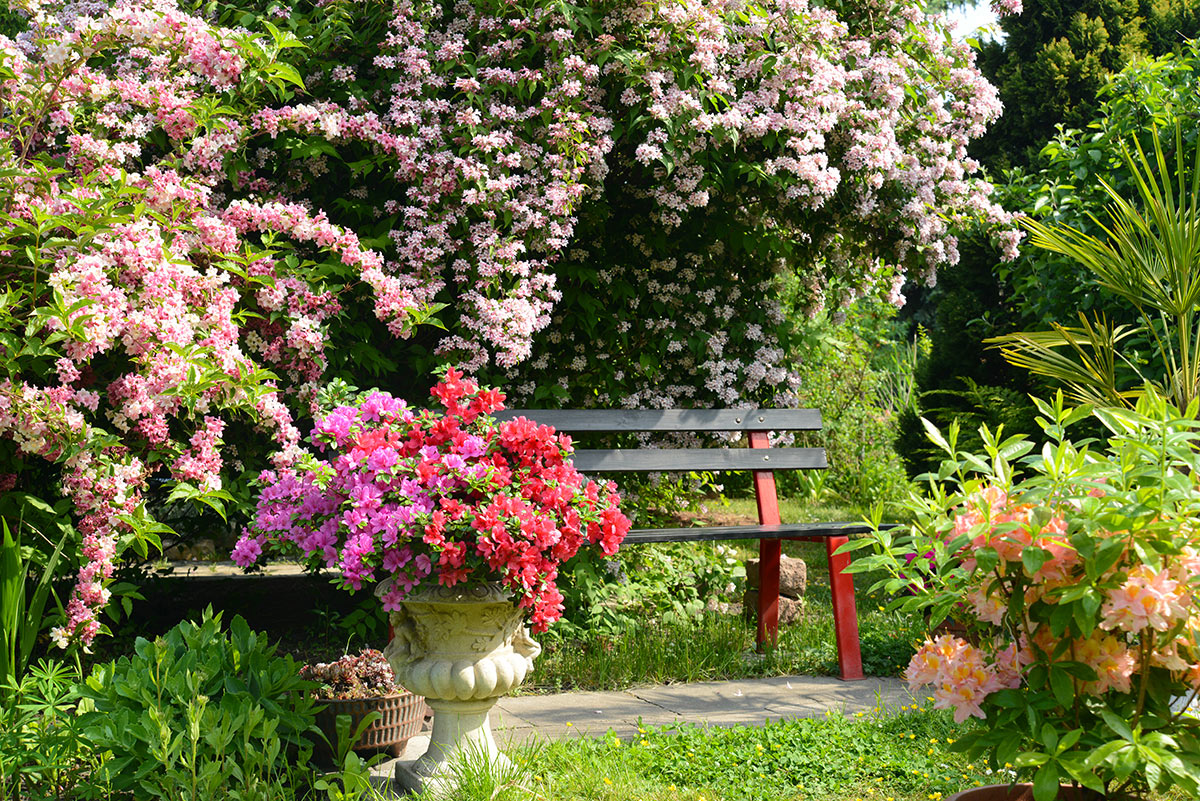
[905,634,1018,722]
[904,484,1200,723]
[238,370,632,632]
[501,0,1020,414]
[990,0,1023,17]
[601,0,1015,280]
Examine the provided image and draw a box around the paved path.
[370,674,919,790]
[490,674,916,744]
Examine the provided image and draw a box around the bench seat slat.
[571,447,827,472]
[494,409,822,432]
[622,522,877,544]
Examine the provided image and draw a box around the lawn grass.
[409,702,999,801]
[527,496,921,693]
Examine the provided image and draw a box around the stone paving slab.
[480,674,918,745]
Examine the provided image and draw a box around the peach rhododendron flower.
[1100,565,1190,633]
[1075,632,1138,695]
[906,635,1003,723]
[966,585,1005,625]
[866,397,1200,798]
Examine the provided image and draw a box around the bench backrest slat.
[493,408,821,432]
[571,448,827,472]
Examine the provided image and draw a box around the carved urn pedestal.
[377,580,540,794]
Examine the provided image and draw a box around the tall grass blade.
[1,519,24,693]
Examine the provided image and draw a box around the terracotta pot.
[946,784,1097,801]
[313,690,428,762]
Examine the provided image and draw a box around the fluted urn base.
[414,697,511,776]
[377,580,540,792]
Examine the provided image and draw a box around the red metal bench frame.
[494,408,872,682]
[749,431,862,681]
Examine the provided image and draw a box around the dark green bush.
[0,661,108,801]
[79,610,320,800]
[788,302,918,509]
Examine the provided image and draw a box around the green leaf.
[1033,762,1061,801]
[974,546,999,574]
[921,417,952,454]
[1057,728,1083,753]
[1022,546,1053,577]
[1100,706,1135,742]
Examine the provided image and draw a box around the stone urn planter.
[378,579,541,790]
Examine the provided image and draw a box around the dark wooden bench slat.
[570,448,827,472]
[623,522,876,544]
[494,408,822,432]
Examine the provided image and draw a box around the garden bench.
[492,408,876,681]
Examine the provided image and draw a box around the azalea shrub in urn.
[239,367,631,783]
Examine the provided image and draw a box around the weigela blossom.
[239,370,631,632]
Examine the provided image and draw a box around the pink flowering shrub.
[208,0,1018,409]
[237,369,632,632]
[0,0,441,648]
[1,0,1015,650]
[493,0,1019,412]
[848,391,1200,800]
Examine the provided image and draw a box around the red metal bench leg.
[827,536,864,680]
[757,539,780,651]
[749,431,782,653]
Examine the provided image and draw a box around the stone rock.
[742,590,806,626]
[745,556,807,598]
[163,538,217,562]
